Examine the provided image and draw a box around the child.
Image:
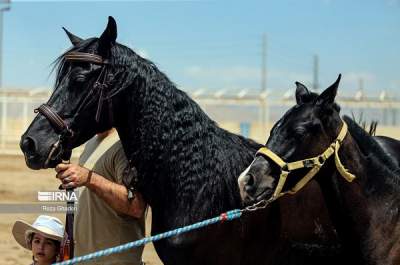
[12,215,64,265]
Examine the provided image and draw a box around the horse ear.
[62,27,83,46]
[316,74,341,106]
[295,81,310,105]
[98,16,118,57]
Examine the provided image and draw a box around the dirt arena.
[0,154,163,265]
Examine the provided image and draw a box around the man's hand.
[55,163,91,189]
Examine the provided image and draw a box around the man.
[55,129,146,264]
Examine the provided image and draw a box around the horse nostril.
[246,173,255,186]
[244,173,256,195]
[21,136,37,154]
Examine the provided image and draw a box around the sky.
[3,0,400,98]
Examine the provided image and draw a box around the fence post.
[1,92,6,149]
[22,97,28,131]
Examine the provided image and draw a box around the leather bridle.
[34,51,116,167]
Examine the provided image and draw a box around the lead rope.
[52,198,276,265]
[53,209,243,265]
[58,159,75,262]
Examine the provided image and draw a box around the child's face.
[31,233,58,264]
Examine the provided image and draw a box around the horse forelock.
[52,38,98,88]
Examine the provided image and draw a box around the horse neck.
[319,133,400,263]
[112,70,255,220]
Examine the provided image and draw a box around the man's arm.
[55,164,146,218]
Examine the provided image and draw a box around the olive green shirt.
[74,132,145,264]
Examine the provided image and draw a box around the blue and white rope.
[53,209,242,265]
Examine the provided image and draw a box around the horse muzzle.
[20,135,43,170]
[20,135,71,169]
[238,158,276,205]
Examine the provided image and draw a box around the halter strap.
[256,120,355,200]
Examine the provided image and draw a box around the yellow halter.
[256,120,356,200]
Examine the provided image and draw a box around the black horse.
[239,75,400,264]
[20,17,345,264]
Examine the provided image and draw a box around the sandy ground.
[0,154,163,265]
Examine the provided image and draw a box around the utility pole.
[0,0,11,88]
[260,33,268,131]
[261,33,267,93]
[0,0,10,149]
[358,78,364,91]
[313,54,319,91]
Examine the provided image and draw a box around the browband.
[64,51,108,65]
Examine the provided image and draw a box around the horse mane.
[343,115,400,194]
[343,116,398,172]
[135,73,262,211]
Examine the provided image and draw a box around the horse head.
[20,16,126,169]
[238,75,344,204]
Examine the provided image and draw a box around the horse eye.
[70,64,99,84]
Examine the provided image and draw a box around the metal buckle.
[303,159,315,168]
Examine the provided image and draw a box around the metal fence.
[1,89,399,155]
[0,90,52,154]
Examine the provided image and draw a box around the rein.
[58,186,75,261]
[256,120,356,201]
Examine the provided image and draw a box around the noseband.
[34,104,74,166]
[34,51,114,167]
[256,120,356,200]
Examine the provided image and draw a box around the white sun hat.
[12,215,64,250]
